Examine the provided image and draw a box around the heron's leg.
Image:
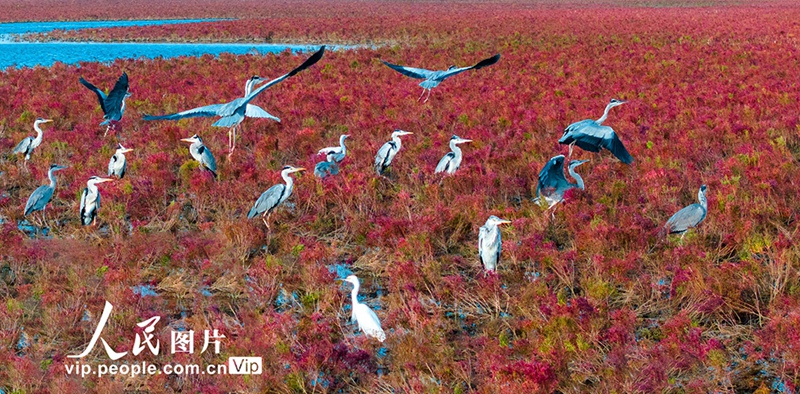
[423,89,431,103]
[417,88,426,102]
[228,126,237,158]
[261,211,271,230]
[568,142,575,159]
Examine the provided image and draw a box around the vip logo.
[228,357,263,375]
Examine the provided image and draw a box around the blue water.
[0,41,328,69]
[0,19,352,69]
[0,19,224,37]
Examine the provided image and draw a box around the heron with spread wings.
[144,47,325,156]
[559,99,633,164]
[80,72,131,136]
[382,54,500,102]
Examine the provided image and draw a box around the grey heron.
[341,275,386,342]
[108,143,133,178]
[23,164,67,226]
[79,176,113,226]
[79,72,131,137]
[374,130,413,175]
[665,185,708,239]
[434,135,472,175]
[479,215,511,272]
[382,54,500,102]
[180,135,217,179]
[13,118,53,167]
[247,165,305,228]
[559,99,633,164]
[535,155,589,208]
[318,134,349,163]
[313,157,339,179]
[143,46,325,156]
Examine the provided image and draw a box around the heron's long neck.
[350,282,360,307]
[244,79,254,96]
[281,171,295,194]
[568,167,584,190]
[392,136,402,151]
[698,191,707,210]
[450,140,463,161]
[87,182,99,195]
[33,123,44,144]
[339,137,347,155]
[120,96,128,115]
[596,103,614,125]
[47,169,58,188]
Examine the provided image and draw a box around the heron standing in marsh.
[144,46,325,156]
[13,118,53,167]
[374,130,413,175]
[435,135,472,175]
[314,134,349,178]
[79,176,113,226]
[23,164,67,226]
[664,185,708,240]
[248,165,305,229]
[79,72,131,136]
[181,135,217,178]
[559,99,633,164]
[341,275,386,342]
[479,215,511,272]
[108,143,133,178]
[535,155,589,209]
[382,54,500,102]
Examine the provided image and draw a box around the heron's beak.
[403,131,414,136]
[180,138,194,143]
[122,148,134,153]
[97,178,114,184]
[43,119,53,123]
[292,167,306,173]
[499,219,512,225]
[461,139,473,143]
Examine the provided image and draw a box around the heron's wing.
[318,146,340,155]
[143,103,225,121]
[244,46,325,105]
[564,123,608,153]
[24,185,52,216]
[197,145,217,175]
[665,204,706,233]
[13,137,33,154]
[103,72,129,119]
[248,184,285,219]
[79,77,108,113]
[80,188,88,224]
[355,304,386,342]
[438,54,501,81]
[245,104,280,122]
[435,152,455,173]
[600,131,634,164]
[537,156,568,197]
[381,60,434,80]
[478,225,487,256]
[374,141,396,170]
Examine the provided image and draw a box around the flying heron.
[382,54,500,102]
[23,164,67,226]
[665,185,708,240]
[108,143,133,178]
[535,155,589,208]
[79,72,131,136]
[341,275,386,342]
[144,46,325,156]
[318,134,349,163]
[374,130,413,175]
[479,215,511,272]
[247,165,305,228]
[559,99,633,164]
[435,135,472,175]
[79,176,113,226]
[13,118,53,167]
